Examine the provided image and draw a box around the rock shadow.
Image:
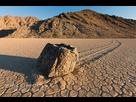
[0,54,49,84]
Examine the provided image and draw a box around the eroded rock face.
[37,43,78,77]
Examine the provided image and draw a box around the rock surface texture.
[37,43,78,77]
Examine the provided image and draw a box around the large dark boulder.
[37,43,78,77]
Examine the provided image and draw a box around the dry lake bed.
[0,38,136,97]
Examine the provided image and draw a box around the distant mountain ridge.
[1,9,136,38]
[0,15,40,29]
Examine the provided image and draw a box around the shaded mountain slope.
[3,9,136,38]
[0,15,40,37]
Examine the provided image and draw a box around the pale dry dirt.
[0,38,136,97]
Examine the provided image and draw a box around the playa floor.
[0,38,136,97]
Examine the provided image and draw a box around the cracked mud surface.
[0,38,136,97]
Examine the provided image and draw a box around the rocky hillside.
[2,9,136,38]
[0,15,40,29]
[0,15,40,37]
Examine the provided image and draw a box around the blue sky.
[0,6,136,20]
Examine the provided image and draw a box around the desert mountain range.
[1,9,136,38]
[0,15,40,29]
